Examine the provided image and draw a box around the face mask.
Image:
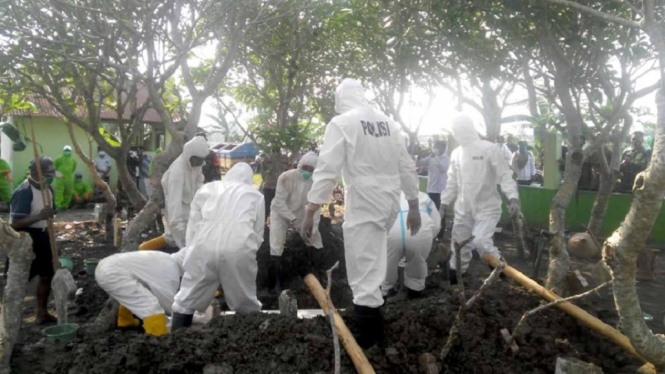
[46,177,54,185]
[519,144,527,153]
[301,170,313,180]
[64,151,72,157]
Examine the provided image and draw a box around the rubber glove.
[406,199,421,236]
[508,198,521,218]
[301,204,318,240]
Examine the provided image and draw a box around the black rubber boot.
[449,268,458,285]
[170,312,193,333]
[269,255,283,293]
[407,288,424,299]
[386,287,408,303]
[354,305,385,349]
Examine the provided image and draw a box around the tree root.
[505,280,612,348]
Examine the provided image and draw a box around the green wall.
[418,177,665,244]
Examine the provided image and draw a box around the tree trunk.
[0,223,33,374]
[120,136,184,252]
[546,150,583,295]
[588,115,631,237]
[603,89,665,369]
[64,122,117,243]
[588,169,616,236]
[481,80,502,142]
[115,150,147,212]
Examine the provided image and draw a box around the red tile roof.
[9,85,174,123]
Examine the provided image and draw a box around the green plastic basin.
[84,258,100,276]
[43,323,79,342]
[59,257,74,272]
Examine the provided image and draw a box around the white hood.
[224,162,253,185]
[297,152,318,169]
[183,136,211,160]
[451,114,481,147]
[335,79,369,114]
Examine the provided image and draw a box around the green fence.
[418,177,665,244]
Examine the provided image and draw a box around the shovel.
[28,116,77,324]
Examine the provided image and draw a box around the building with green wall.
[3,94,169,194]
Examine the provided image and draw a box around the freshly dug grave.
[253,217,353,310]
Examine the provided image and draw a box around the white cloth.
[512,151,536,181]
[173,163,264,315]
[162,137,210,248]
[95,248,188,318]
[93,155,112,177]
[498,143,513,166]
[308,79,420,308]
[270,152,322,256]
[441,114,519,273]
[381,192,440,295]
[426,154,450,193]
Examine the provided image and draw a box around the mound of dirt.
[13,280,640,374]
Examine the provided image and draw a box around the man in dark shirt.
[10,157,57,324]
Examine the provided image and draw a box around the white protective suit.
[381,192,440,295]
[95,247,189,318]
[440,115,519,273]
[161,136,210,248]
[270,152,322,256]
[307,79,420,308]
[173,163,265,315]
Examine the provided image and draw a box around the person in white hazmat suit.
[95,246,190,336]
[439,114,521,284]
[381,192,440,302]
[171,163,265,331]
[302,79,421,348]
[269,151,322,291]
[161,136,210,248]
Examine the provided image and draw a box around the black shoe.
[170,312,193,333]
[270,255,283,292]
[354,305,385,349]
[449,268,458,285]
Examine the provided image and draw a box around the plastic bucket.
[59,257,74,272]
[84,258,100,276]
[43,323,79,342]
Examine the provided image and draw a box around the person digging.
[269,152,322,293]
[95,245,191,336]
[10,157,57,325]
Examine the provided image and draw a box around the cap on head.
[64,145,72,152]
[30,157,56,178]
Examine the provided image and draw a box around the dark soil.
[6,209,664,373]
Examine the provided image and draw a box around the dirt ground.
[3,208,665,373]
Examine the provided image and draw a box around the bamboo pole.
[483,253,655,372]
[28,116,59,271]
[303,274,376,374]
